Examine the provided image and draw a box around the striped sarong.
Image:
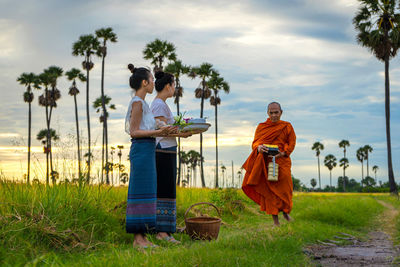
[155,145,177,233]
[126,138,157,234]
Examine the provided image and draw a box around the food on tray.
[169,113,211,134]
[187,118,206,124]
[173,113,192,128]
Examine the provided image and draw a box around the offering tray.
[180,123,211,134]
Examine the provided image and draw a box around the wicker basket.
[184,202,221,240]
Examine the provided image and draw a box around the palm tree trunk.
[361,160,364,188]
[199,80,205,187]
[73,94,82,179]
[384,53,397,194]
[317,155,321,189]
[194,167,197,187]
[101,125,105,184]
[118,154,121,184]
[366,155,369,177]
[329,170,332,189]
[343,150,346,192]
[215,103,218,188]
[86,62,91,183]
[27,102,31,184]
[45,93,50,185]
[231,161,234,188]
[100,52,110,185]
[111,154,114,185]
[48,87,56,184]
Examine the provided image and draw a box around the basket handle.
[184,202,221,220]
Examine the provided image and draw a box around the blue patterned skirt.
[126,138,157,234]
[155,144,177,233]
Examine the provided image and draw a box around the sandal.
[133,243,159,249]
[163,236,181,244]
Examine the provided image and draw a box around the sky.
[0,0,399,188]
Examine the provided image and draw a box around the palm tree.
[353,0,399,195]
[117,145,124,184]
[66,68,86,180]
[37,72,51,183]
[95,27,117,185]
[120,172,129,185]
[324,154,337,189]
[310,178,317,190]
[237,169,243,187]
[178,151,188,186]
[208,71,230,189]
[191,63,215,187]
[72,34,100,183]
[339,157,349,191]
[164,60,191,185]
[93,95,116,184]
[338,140,350,191]
[372,165,379,182]
[311,141,324,189]
[143,38,177,73]
[36,128,59,184]
[363,145,373,177]
[110,146,116,185]
[38,67,63,184]
[221,164,226,188]
[339,140,350,158]
[17,72,40,184]
[46,66,63,182]
[356,147,366,185]
[189,150,202,188]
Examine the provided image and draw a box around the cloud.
[0,0,399,186]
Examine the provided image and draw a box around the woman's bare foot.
[272,215,280,227]
[133,233,156,248]
[283,212,292,222]
[156,232,169,240]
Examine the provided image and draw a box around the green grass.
[0,180,399,266]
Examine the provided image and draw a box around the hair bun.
[128,64,135,73]
[155,71,164,79]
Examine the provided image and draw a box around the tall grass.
[0,180,398,266]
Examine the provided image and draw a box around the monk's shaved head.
[267,102,282,112]
[267,102,283,122]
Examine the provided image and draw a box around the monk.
[242,102,296,226]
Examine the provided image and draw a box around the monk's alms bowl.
[263,144,279,156]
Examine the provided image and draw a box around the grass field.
[0,180,399,266]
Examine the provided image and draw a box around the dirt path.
[305,200,400,266]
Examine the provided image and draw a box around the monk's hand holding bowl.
[257,145,269,153]
[275,151,286,158]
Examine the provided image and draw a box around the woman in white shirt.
[151,71,191,243]
[125,64,175,248]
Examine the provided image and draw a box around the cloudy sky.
[0,0,399,187]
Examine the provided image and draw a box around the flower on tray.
[173,112,192,128]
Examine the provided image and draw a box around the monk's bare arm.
[252,124,263,151]
[283,124,296,157]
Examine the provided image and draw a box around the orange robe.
[242,119,296,215]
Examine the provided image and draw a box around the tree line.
[311,140,398,192]
[18,28,230,188]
